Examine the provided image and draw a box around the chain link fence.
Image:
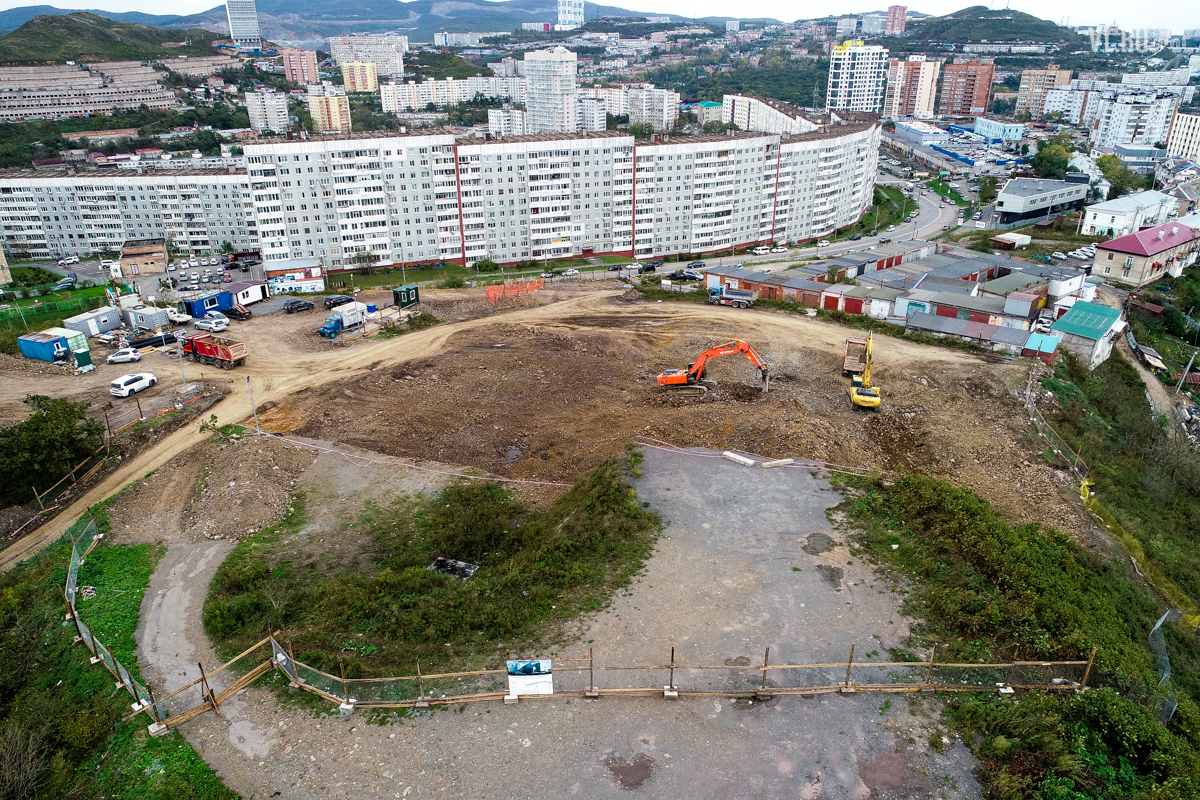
[61,518,168,725]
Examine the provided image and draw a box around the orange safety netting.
[486,278,544,305]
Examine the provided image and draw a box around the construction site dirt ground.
[256,287,1093,540]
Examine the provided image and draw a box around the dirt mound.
[105,435,317,545]
[0,351,76,377]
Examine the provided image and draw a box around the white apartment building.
[1042,80,1194,126]
[246,89,290,133]
[0,63,180,121]
[577,86,627,116]
[1090,94,1180,149]
[626,86,679,132]
[327,35,407,77]
[237,120,878,267]
[882,55,939,120]
[488,107,527,137]
[0,118,880,268]
[722,95,821,135]
[380,76,526,112]
[524,48,577,133]
[1082,190,1177,237]
[827,41,888,113]
[225,0,262,51]
[557,0,584,30]
[0,170,257,260]
[1122,68,1192,87]
[578,96,607,131]
[1168,112,1200,161]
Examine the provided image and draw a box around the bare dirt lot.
[259,290,1091,540]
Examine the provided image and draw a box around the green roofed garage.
[1051,300,1124,369]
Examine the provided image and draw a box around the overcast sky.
[0,0,1194,34]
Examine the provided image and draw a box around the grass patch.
[0,512,235,799]
[374,311,441,339]
[204,459,659,677]
[926,179,969,206]
[838,472,1200,798]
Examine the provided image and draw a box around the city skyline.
[0,0,1193,34]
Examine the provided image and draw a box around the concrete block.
[998,685,1015,695]
[148,722,170,738]
[414,698,431,709]
[584,688,600,698]
[90,656,101,665]
[760,458,794,469]
[503,694,519,705]
[722,451,756,467]
[131,701,147,713]
[338,702,355,716]
[839,686,856,693]
[663,686,678,699]
[754,689,773,701]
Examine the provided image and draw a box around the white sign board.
[507,660,553,696]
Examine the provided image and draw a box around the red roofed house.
[1093,222,1199,288]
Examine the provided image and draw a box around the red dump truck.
[181,332,248,370]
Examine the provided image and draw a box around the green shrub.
[206,460,659,675]
[841,472,1200,797]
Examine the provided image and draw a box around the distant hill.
[0,12,223,63]
[0,0,661,42]
[904,5,1084,43]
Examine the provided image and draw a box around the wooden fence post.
[198,662,222,719]
[1081,647,1096,690]
[761,647,770,690]
[136,395,144,421]
[843,644,855,691]
[925,644,937,686]
[339,658,348,703]
[32,485,44,510]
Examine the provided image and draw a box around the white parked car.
[195,317,229,332]
[57,255,79,266]
[1052,251,1067,260]
[771,246,788,253]
[199,258,210,266]
[190,272,200,282]
[166,308,192,324]
[817,240,831,247]
[752,246,771,255]
[189,259,199,267]
[106,347,142,364]
[167,263,176,272]
[562,268,580,277]
[110,372,157,397]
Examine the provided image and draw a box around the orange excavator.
[657,340,770,397]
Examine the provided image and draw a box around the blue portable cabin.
[179,290,233,319]
[18,331,71,362]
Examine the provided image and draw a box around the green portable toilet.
[393,284,420,309]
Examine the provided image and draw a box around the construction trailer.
[62,305,122,337]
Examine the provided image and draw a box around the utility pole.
[1176,348,1197,395]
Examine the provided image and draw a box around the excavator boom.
[657,339,770,395]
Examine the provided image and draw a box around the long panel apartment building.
[0,170,258,260]
[0,121,879,268]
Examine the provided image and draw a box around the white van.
[752,246,771,255]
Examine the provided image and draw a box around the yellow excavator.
[849,331,881,410]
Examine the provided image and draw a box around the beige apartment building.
[1015,65,1072,117]
[341,61,378,93]
[306,84,351,133]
